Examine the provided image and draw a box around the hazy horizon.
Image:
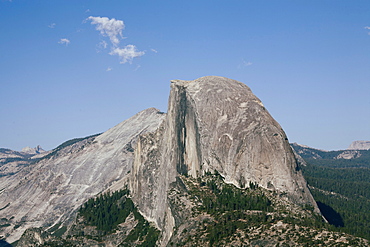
[1,1,369,151]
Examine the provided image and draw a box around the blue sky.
[1,0,369,151]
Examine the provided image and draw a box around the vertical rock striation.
[1,76,318,245]
[130,76,318,245]
[174,76,314,204]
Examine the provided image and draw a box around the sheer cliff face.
[1,76,318,245]
[131,76,318,244]
[169,76,313,203]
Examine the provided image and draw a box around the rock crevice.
[1,76,319,245]
[131,76,319,246]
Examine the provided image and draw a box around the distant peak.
[21,145,45,154]
[348,140,370,150]
[138,107,163,115]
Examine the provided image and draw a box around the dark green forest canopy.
[77,189,160,246]
[301,162,370,240]
[291,144,370,240]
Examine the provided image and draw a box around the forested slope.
[291,144,370,240]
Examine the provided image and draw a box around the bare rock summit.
[131,76,318,245]
[171,76,313,200]
[348,140,370,150]
[21,145,45,155]
[1,76,319,245]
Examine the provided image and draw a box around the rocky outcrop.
[170,77,313,200]
[348,140,370,150]
[131,76,318,245]
[0,108,165,243]
[336,150,362,159]
[1,76,319,245]
[21,145,45,155]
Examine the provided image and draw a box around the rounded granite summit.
[166,76,314,205]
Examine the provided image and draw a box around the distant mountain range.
[0,146,50,178]
[291,142,370,168]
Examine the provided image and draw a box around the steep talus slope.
[0,108,165,243]
[131,76,319,245]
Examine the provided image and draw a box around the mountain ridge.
[0,107,166,243]
[291,142,370,167]
[348,140,370,150]
[2,76,368,246]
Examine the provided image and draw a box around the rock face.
[1,76,318,245]
[0,148,31,178]
[131,76,318,245]
[336,150,362,159]
[348,140,370,150]
[172,76,313,198]
[0,108,165,243]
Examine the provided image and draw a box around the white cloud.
[58,38,70,46]
[365,26,370,35]
[48,23,56,28]
[238,59,252,69]
[96,41,108,52]
[87,16,124,46]
[134,65,141,71]
[106,67,113,71]
[151,48,158,53]
[99,40,108,49]
[87,16,145,64]
[110,45,145,64]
